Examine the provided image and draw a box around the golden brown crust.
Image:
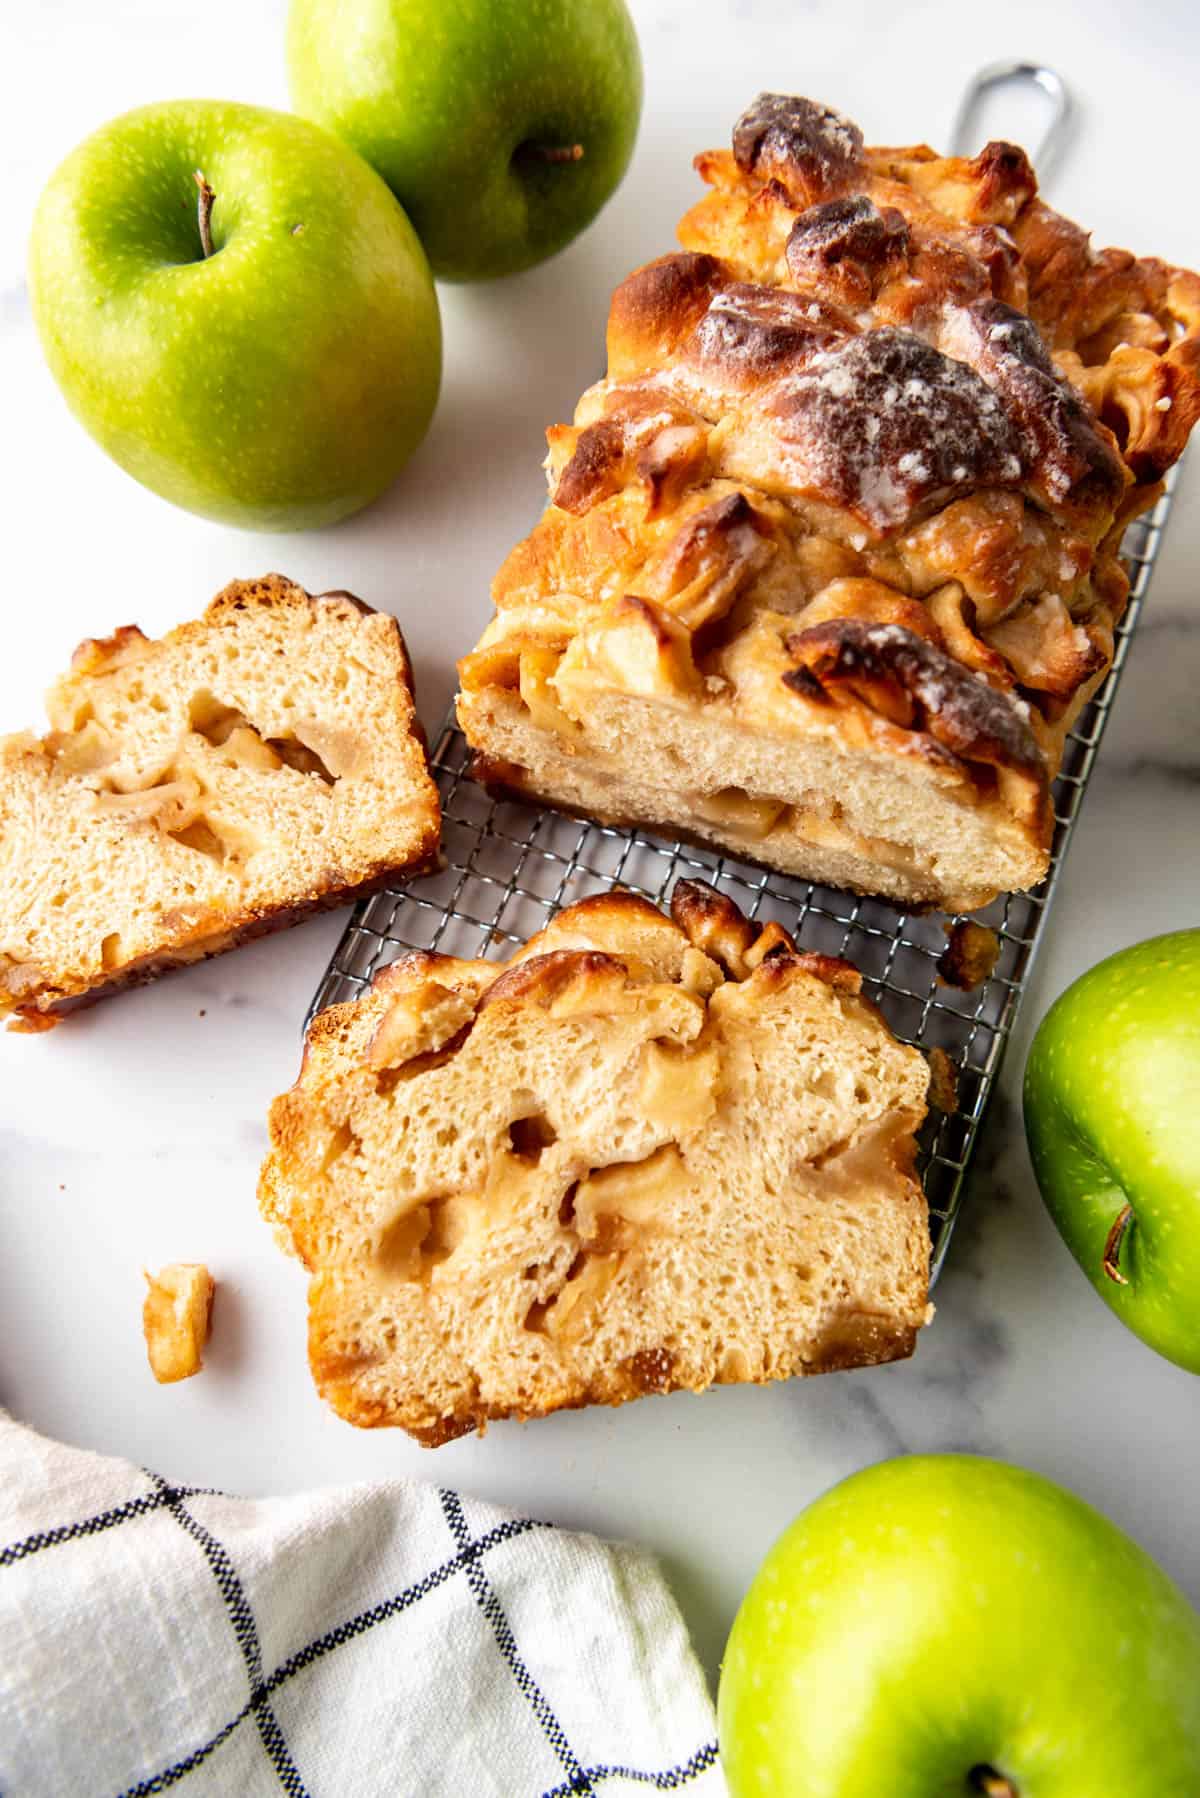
[782,619,1047,808]
[606,252,727,380]
[474,948,629,1013]
[669,878,760,973]
[459,91,1200,914]
[784,195,910,308]
[731,93,865,207]
[784,950,864,994]
[69,623,152,677]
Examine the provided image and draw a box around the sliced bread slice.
[0,575,440,1026]
[260,880,931,1444]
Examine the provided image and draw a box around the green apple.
[29,101,441,529]
[1024,930,1200,1372]
[286,0,643,282]
[719,1454,1200,1797]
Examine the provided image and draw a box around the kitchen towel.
[0,1412,724,1796]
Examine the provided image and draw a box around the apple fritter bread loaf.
[259,881,931,1443]
[0,576,440,1027]
[459,95,1200,911]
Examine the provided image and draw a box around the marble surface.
[4,0,1200,1687]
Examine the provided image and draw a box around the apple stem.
[1103,1203,1134,1286]
[193,170,216,259]
[516,141,585,165]
[969,1771,1018,1798]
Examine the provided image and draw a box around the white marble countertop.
[4,0,1200,1686]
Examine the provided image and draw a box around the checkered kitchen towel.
[0,1413,723,1796]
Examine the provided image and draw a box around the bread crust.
[260,881,931,1443]
[9,867,428,1029]
[458,94,1200,911]
[0,575,440,1027]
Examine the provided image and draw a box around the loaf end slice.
[0,575,441,1025]
[259,880,931,1444]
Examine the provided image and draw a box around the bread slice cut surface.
[0,575,440,1025]
[259,880,931,1444]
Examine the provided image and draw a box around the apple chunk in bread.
[143,1263,215,1384]
[259,881,931,1444]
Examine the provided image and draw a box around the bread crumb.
[143,1263,214,1384]
[925,1046,959,1114]
[8,1010,59,1034]
[937,920,1000,990]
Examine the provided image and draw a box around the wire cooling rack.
[310,468,1179,1282]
